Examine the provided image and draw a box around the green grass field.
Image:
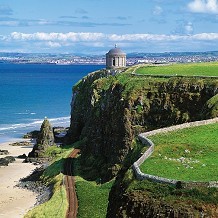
[135,62,218,76]
[140,122,218,182]
[76,177,114,218]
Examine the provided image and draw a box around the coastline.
[0,140,37,218]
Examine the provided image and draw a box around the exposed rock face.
[0,158,10,166]
[67,70,218,181]
[37,119,54,147]
[10,141,31,146]
[29,119,54,158]
[0,150,9,155]
[0,156,16,166]
[107,190,217,218]
[23,130,40,139]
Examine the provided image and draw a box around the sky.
[1,0,218,54]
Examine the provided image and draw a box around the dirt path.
[64,149,80,218]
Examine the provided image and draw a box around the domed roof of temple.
[107,45,126,55]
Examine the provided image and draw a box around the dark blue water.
[0,64,104,142]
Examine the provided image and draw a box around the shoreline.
[0,140,37,218]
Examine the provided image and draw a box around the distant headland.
[1,50,218,65]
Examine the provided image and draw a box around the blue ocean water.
[0,64,104,142]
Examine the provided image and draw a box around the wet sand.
[0,141,37,218]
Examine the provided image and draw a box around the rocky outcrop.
[0,156,16,166]
[29,119,54,158]
[17,166,52,205]
[23,130,40,139]
[10,141,32,146]
[36,118,54,147]
[0,150,9,155]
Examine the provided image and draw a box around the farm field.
[140,122,218,181]
[135,62,218,76]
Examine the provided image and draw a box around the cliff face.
[67,68,218,181]
[67,71,132,180]
[107,166,218,218]
[66,67,218,217]
[107,187,218,218]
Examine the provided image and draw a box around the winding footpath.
[64,149,80,218]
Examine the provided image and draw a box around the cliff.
[67,67,218,180]
[66,65,218,217]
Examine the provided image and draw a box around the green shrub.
[205,94,218,118]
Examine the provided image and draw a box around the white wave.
[49,116,70,122]
[15,112,37,115]
[0,116,70,132]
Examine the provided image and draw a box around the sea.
[0,64,104,143]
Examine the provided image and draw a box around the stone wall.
[132,117,218,188]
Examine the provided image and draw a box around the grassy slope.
[73,142,114,218]
[25,142,113,218]
[24,145,74,218]
[127,178,218,206]
[25,174,67,218]
[136,62,218,76]
[76,177,114,218]
[140,123,218,181]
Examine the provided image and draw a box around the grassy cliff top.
[140,122,218,182]
[135,62,218,76]
[75,62,218,93]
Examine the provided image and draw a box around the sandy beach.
[0,140,37,218]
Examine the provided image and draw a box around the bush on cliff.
[204,94,218,118]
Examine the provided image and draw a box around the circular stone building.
[106,45,126,69]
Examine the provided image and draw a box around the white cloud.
[0,21,19,26]
[173,21,194,35]
[192,32,218,39]
[10,32,105,42]
[153,6,163,15]
[8,31,218,43]
[184,22,194,35]
[1,31,218,53]
[47,41,61,48]
[188,0,218,14]
[0,5,13,15]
